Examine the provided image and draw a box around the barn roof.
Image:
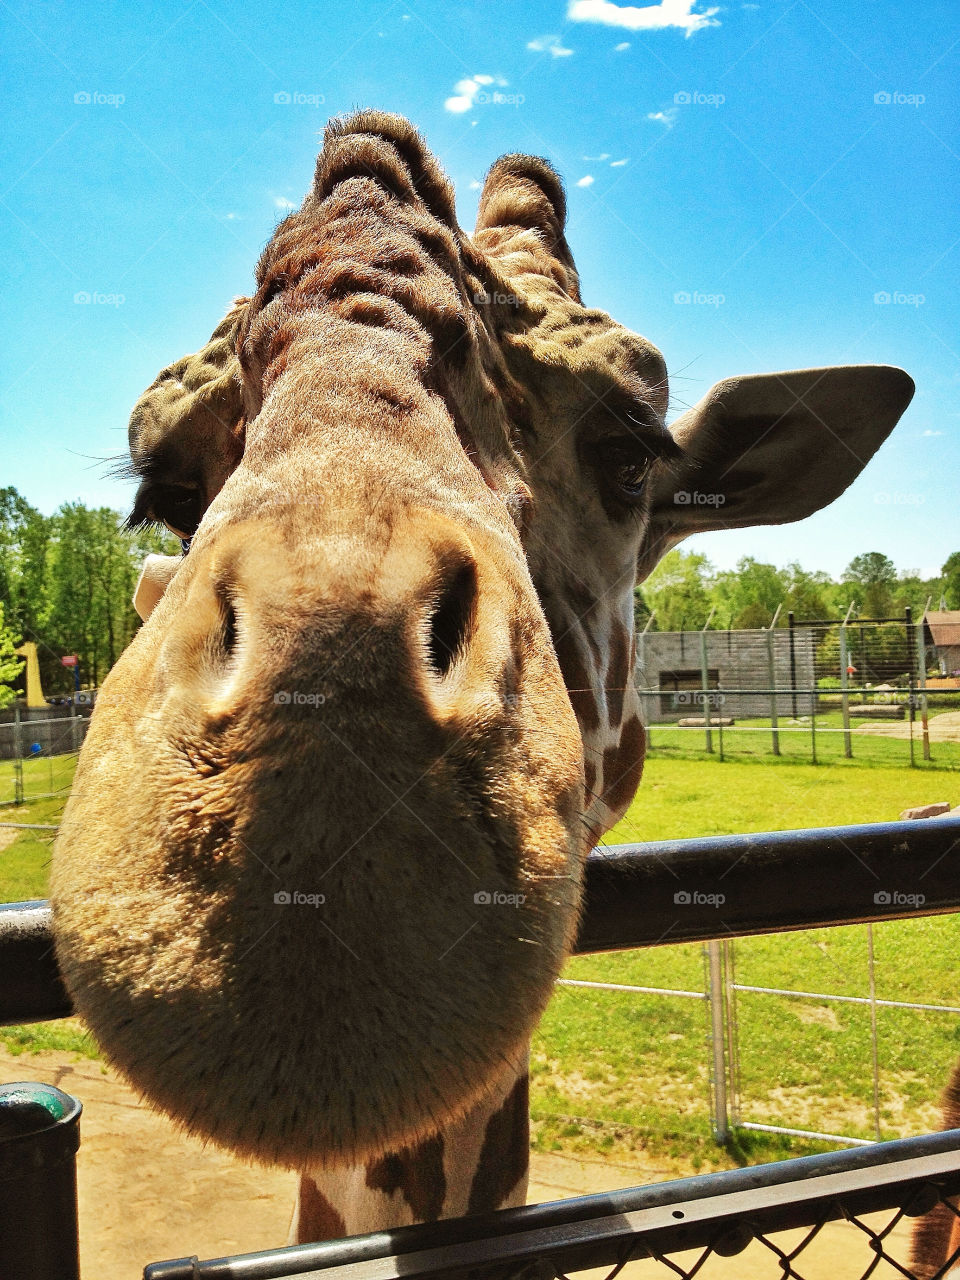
[924,610,960,647]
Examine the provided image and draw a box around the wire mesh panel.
[142,1131,960,1279]
[634,615,960,768]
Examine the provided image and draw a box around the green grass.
[4,750,960,1169]
[531,752,960,1168]
[0,751,78,805]
[644,712,960,770]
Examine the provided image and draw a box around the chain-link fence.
[636,614,960,769]
[139,1130,960,1277]
[0,710,88,804]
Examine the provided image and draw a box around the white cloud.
[614,40,631,49]
[468,179,482,189]
[274,196,295,209]
[584,152,610,161]
[610,157,629,166]
[568,0,720,36]
[646,108,677,126]
[576,174,595,187]
[923,429,945,437]
[527,33,574,56]
[444,73,504,113]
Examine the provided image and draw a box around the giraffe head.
[51,112,912,1170]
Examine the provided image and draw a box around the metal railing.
[2,817,960,1278]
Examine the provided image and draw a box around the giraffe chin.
[51,617,585,1169]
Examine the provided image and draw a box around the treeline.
[1,480,957,703]
[636,550,960,632]
[0,486,177,701]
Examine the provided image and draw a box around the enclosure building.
[636,626,817,722]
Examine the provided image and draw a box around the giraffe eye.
[598,438,654,499]
[151,485,204,539]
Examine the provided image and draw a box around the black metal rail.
[4,818,958,1025]
[142,1129,960,1279]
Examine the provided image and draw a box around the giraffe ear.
[637,364,914,581]
[128,297,249,470]
[474,155,580,300]
[133,554,183,621]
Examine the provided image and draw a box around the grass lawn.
[0,750,78,805]
[532,753,960,1168]
[3,749,959,1171]
[645,710,960,771]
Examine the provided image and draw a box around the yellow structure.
[13,642,46,708]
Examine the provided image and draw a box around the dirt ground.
[856,708,960,744]
[2,1047,922,1279]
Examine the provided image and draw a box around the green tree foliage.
[638,550,714,631]
[712,558,788,629]
[842,552,897,618]
[784,563,837,620]
[941,552,960,609]
[0,488,177,696]
[0,602,22,710]
[634,548,955,638]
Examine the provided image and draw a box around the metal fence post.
[767,607,781,756]
[910,607,930,762]
[0,1082,82,1280]
[866,925,882,1143]
[12,707,24,806]
[839,609,853,758]
[700,621,713,755]
[707,939,728,1143]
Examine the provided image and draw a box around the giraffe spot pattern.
[467,1073,529,1215]
[605,619,631,729]
[601,715,646,817]
[552,628,600,732]
[297,1176,348,1242]
[365,1133,447,1222]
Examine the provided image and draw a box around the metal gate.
[3,817,960,1278]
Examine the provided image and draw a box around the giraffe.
[911,1058,960,1277]
[50,111,914,1247]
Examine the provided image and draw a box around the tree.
[942,552,960,610]
[638,550,714,631]
[712,557,788,629]
[0,602,22,710]
[784,563,835,620]
[842,552,897,618]
[44,504,176,689]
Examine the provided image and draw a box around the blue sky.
[1,0,957,578]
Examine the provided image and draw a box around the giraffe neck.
[290,1061,529,1242]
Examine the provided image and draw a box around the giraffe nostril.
[427,561,476,678]
[219,596,239,659]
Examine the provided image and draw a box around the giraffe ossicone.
[51,112,913,1240]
